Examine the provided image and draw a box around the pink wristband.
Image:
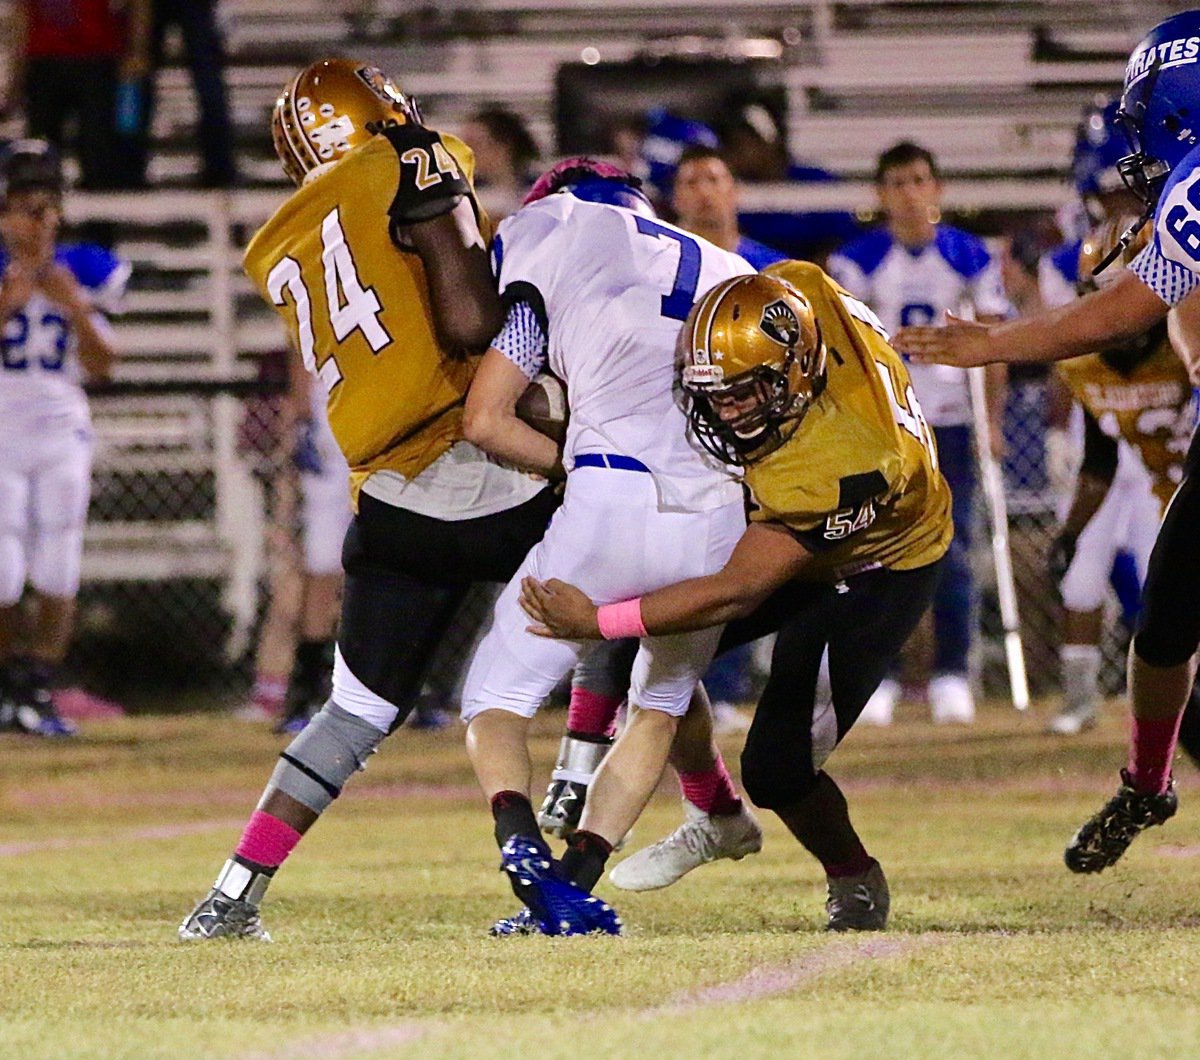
[596,598,648,640]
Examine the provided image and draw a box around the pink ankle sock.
[1128,713,1183,794]
[679,756,742,817]
[825,852,876,879]
[234,810,303,868]
[567,688,622,739]
[251,673,288,714]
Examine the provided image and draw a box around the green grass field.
[3,701,1199,1059]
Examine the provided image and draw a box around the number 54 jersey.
[752,260,953,582]
[243,131,487,503]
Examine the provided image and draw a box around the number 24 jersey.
[243,130,488,503]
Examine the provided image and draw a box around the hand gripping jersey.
[748,260,953,582]
[492,194,750,512]
[0,242,128,432]
[243,130,487,504]
[827,226,1011,426]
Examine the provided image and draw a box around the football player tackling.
[895,10,1200,874]
[522,264,952,930]
[179,59,563,941]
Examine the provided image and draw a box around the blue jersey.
[0,241,128,430]
[1131,141,1200,306]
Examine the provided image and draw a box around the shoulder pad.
[934,226,990,279]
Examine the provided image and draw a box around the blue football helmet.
[1116,10,1200,209]
[1071,99,1127,200]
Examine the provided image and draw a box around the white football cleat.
[930,674,975,724]
[608,799,762,891]
[857,678,899,727]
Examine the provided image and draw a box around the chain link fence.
[53,194,1137,712]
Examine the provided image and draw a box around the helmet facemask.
[681,276,826,467]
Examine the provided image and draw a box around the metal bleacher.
[0,0,1181,668]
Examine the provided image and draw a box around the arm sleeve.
[492,299,548,381]
[1130,241,1200,307]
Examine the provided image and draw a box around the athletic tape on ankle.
[596,598,647,640]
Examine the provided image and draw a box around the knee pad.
[262,701,386,814]
[28,525,84,598]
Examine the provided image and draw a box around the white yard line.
[256,934,941,1059]
[654,934,937,1013]
[0,818,245,857]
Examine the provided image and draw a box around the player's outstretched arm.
[896,270,1170,368]
[520,522,810,639]
[463,346,562,478]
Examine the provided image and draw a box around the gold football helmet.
[681,273,826,465]
[271,58,423,185]
[1078,212,1151,292]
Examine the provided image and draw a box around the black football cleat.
[1065,769,1178,874]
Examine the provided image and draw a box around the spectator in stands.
[0,141,128,737]
[717,101,861,264]
[128,0,239,187]
[670,144,787,270]
[460,104,539,220]
[0,0,151,190]
[828,141,1010,726]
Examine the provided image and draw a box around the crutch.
[968,365,1029,710]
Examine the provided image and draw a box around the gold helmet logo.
[271,58,423,186]
[682,273,826,466]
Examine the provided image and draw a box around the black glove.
[1048,530,1078,588]
[382,123,470,225]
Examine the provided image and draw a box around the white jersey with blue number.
[0,242,128,432]
[1131,142,1200,307]
[493,194,751,511]
[828,226,1011,426]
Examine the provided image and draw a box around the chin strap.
[1091,203,1154,278]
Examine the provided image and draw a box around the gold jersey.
[1056,338,1193,511]
[244,132,488,503]
[751,260,953,582]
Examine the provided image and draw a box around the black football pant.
[338,488,560,732]
[716,561,942,808]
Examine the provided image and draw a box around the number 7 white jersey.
[493,195,751,510]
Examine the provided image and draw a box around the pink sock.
[251,673,288,714]
[1128,713,1183,795]
[825,852,876,879]
[679,755,742,817]
[567,688,622,739]
[234,810,303,868]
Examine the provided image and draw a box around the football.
[515,371,568,443]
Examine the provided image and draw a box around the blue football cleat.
[489,907,540,936]
[499,836,622,936]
